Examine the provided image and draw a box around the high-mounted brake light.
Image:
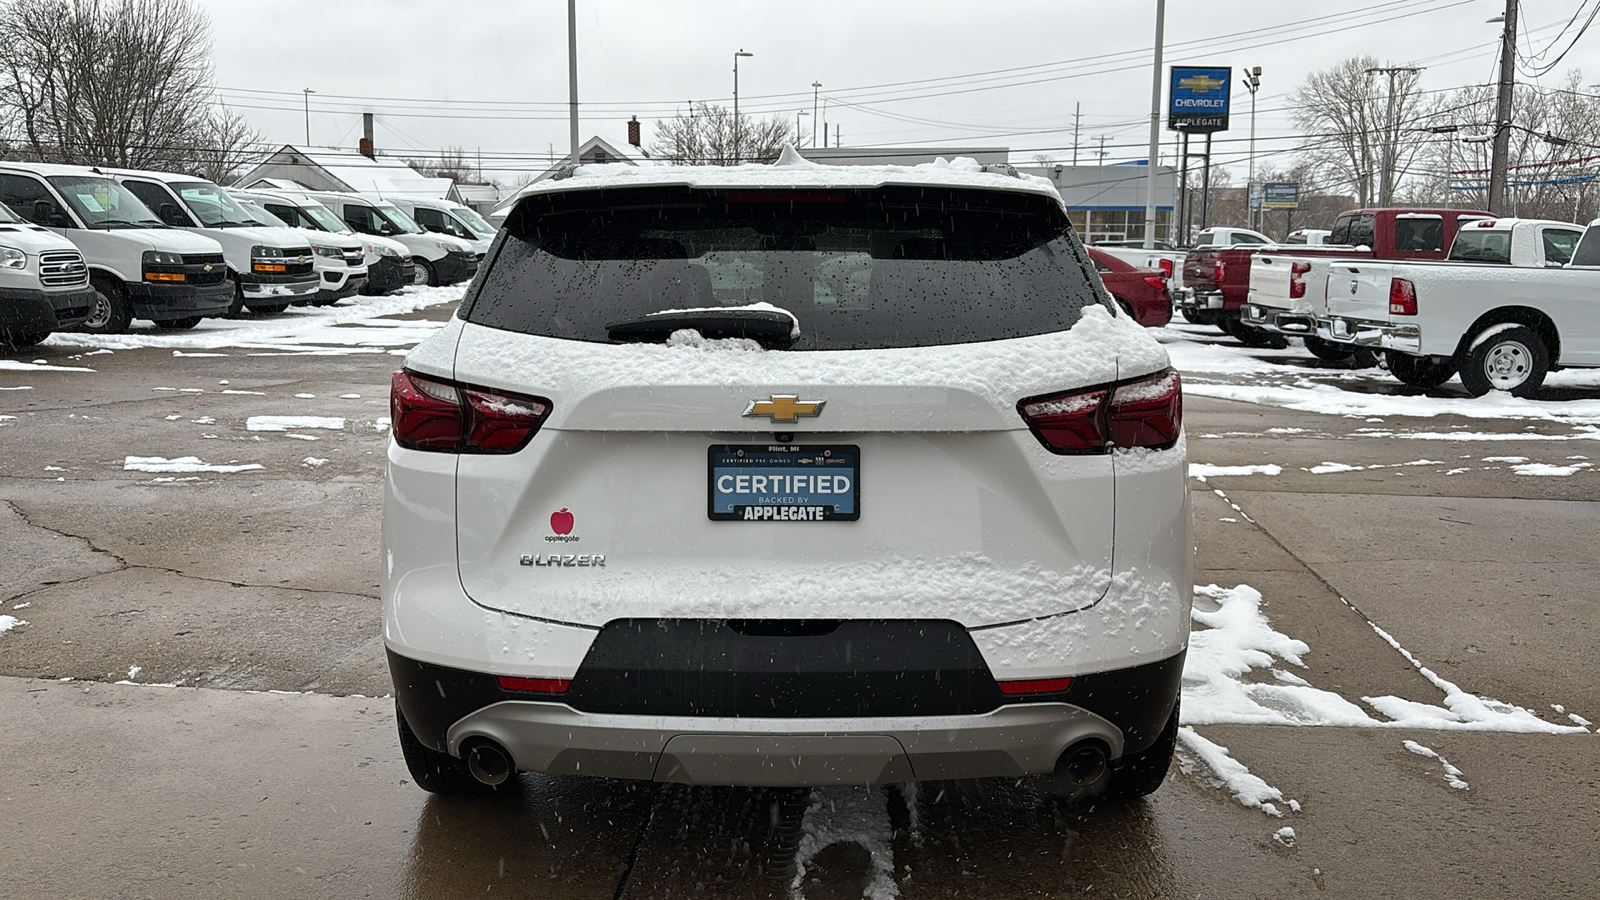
[1389,278,1418,316]
[497,675,571,694]
[1019,369,1182,454]
[1289,260,1311,299]
[390,371,551,453]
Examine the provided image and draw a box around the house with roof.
[234,145,464,203]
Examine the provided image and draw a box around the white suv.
[384,155,1191,801]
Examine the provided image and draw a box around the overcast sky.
[200,0,1600,184]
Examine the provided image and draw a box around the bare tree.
[0,0,256,176]
[188,106,262,184]
[405,145,481,182]
[650,103,795,165]
[1293,57,1429,207]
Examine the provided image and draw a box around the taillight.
[1213,260,1226,284]
[1158,258,1174,280]
[1019,369,1182,454]
[1289,261,1311,299]
[1143,275,1167,290]
[997,676,1074,696]
[390,370,551,453]
[1389,278,1418,315]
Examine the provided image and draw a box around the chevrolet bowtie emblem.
[743,394,825,423]
[1177,75,1225,92]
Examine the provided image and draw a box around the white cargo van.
[106,169,318,315]
[310,192,477,287]
[0,200,95,347]
[384,197,494,258]
[0,162,234,334]
[228,190,368,307]
[233,187,412,295]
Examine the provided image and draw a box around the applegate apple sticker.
[547,508,578,542]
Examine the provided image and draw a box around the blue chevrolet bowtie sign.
[1168,66,1232,134]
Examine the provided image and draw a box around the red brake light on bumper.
[497,675,571,694]
[997,676,1074,695]
[390,370,551,453]
[1019,369,1182,454]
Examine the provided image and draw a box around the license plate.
[708,445,860,521]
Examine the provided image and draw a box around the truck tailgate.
[1325,261,1398,327]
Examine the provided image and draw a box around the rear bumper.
[1,285,96,331]
[1242,303,1316,335]
[1180,289,1226,310]
[1316,316,1422,352]
[388,647,1182,786]
[124,280,236,320]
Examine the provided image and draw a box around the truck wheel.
[1,328,50,348]
[1303,335,1354,361]
[412,258,437,287]
[1104,698,1180,801]
[81,278,133,335]
[1386,351,1456,389]
[1228,318,1289,349]
[1115,297,1137,321]
[395,699,506,797]
[1459,325,1549,398]
[1351,348,1379,368]
[154,316,202,330]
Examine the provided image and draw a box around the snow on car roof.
[506,146,1063,206]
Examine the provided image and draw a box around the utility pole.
[834,124,840,149]
[1143,0,1166,249]
[1095,136,1109,164]
[1072,102,1081,166]
[567,0,579,164]
[1488,0,1518,214]
[795,109,808,147]
[733,49,753,164]
[1366,65,1424,207]
[812,82,821,149]
[302,89,315,145]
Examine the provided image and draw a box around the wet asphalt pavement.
[3,303,1598,898]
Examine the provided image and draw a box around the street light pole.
[812,81,821,149]
[568,0,580,165]
[733,49,753,164]
[1488,0,1519,215]
[796,109,809,147]
[1245,67,1261,231]
[302,88,315,145]
[1142,0,1165,250]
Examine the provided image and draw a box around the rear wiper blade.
[606,308,798,347]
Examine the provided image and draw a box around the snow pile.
[124,456,263,474]
[1273,826,1297,848]
[1189,463,1282,481]
[0,359,94,372]
[0,614,26,636]
[1176,727,1295,816]
[1511,461,1591,476]
[790,786,899,900]
[1402,740,1470,790]
[302,457,328,467]
[246,416,345,432]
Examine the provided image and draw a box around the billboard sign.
[1262,182,1301,209]
[1168,66,1231,134]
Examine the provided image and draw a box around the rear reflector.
[497,675,572,694]
[1389,278,1418,315]
[997,676,1073,695]
[391,370,551,454]
[1019,369,1182,454]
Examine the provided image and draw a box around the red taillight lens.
[1143,275,1167,290]
[998,676,1074,696]
[1019,369,1182,454]
[1389,278,1418,315]
[497,675,571,693]
[1213,260,1226,284]
[1289,261,1311,300]
[1158,258,1174,279]
[391,370,551,453]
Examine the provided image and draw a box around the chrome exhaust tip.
[465,741,514,786]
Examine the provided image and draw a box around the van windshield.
[375,203,425,234]
[465,185,1106,351]
[300,203,349,233]
[453,206,495,235]
[47,175,163,228]
[173,182,259,227]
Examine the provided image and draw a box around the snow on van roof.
[506,146,1061,206]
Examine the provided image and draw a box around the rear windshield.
[464,185,1107,350]
[1394,216,1444,253]
[1449,229,1511,263]
[1571,228,1600,267]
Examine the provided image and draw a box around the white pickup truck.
[1245,218,1580,367]
[1092,242,1185,295]
[1315,217,1597,396]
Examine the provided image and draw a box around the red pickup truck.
[1179,207,1489,346]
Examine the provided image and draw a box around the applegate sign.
[1168,66,1232,134]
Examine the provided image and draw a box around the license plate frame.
[708,444,860,522]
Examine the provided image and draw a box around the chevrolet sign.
[1168,66,1232,134]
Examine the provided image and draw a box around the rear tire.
[396,699,505,797]
[1225,316,1289,349]
[1458,325,1548,398]
[1387,351,1456,389]
[1115,297,1137,321]
[1303,335,1354,361]
[412,257,437,287]
[81,278,133,335]
[1103,698,1180,801]
[154,316,202,330]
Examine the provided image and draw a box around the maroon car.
[1087,247,1171,327]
